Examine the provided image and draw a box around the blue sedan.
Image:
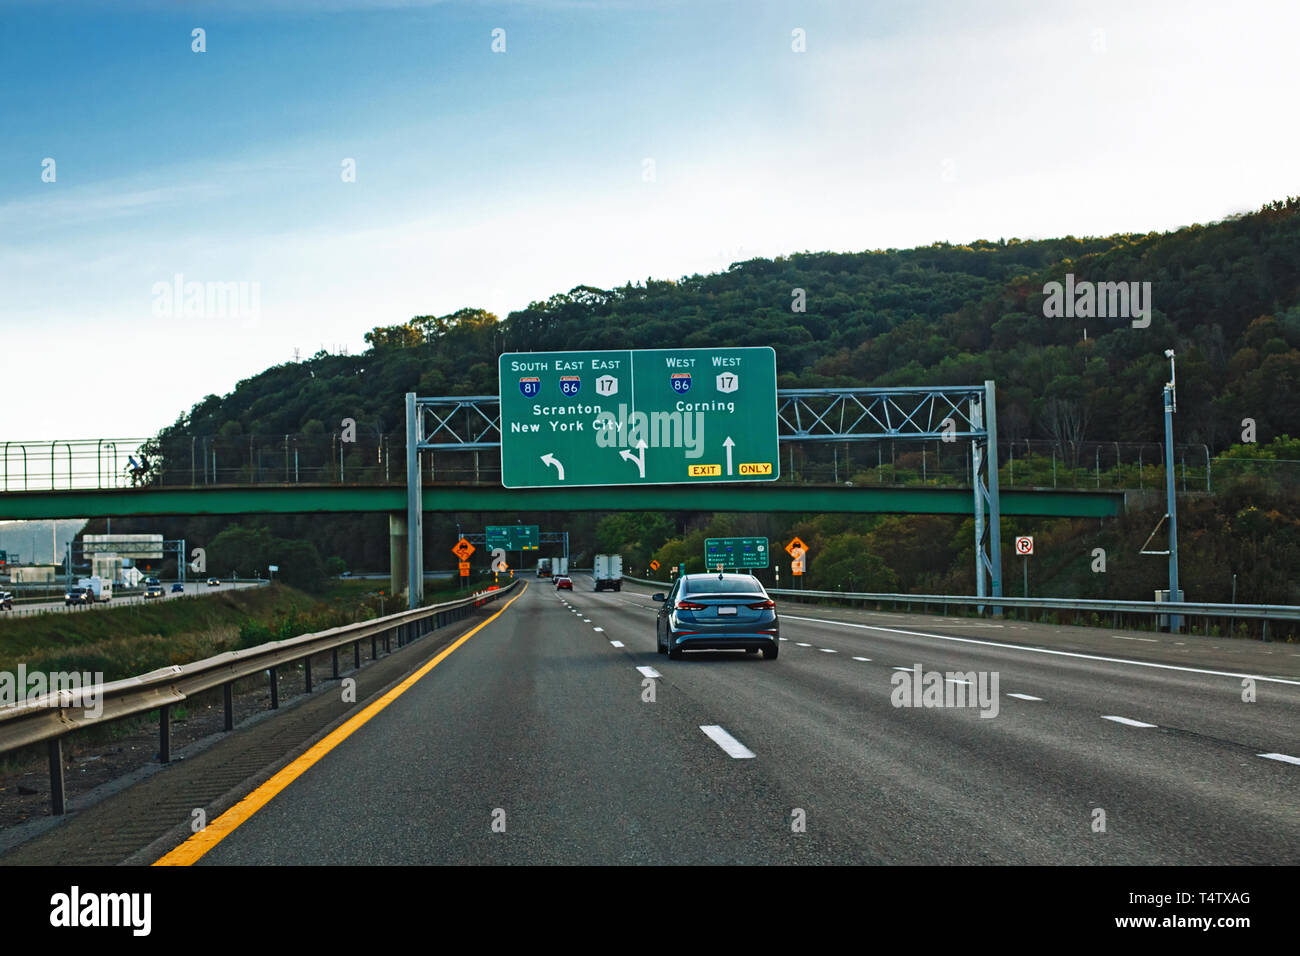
[654,572,779,660]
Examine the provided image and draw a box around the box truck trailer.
[593,554,622,591]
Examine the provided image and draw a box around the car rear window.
[683,576,767,595]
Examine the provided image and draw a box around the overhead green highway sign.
[486,525,539,550]
[705,537,770,569]
[498,347,779,488]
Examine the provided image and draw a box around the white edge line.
[781,614,1300,687]
[699,724,755,759]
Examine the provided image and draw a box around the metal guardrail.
[0,580,519,815]
[622,574,1298,634]
[623,574,671,588]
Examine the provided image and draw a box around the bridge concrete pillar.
[389,512,408,604]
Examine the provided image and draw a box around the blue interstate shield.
[559,375,581,396]
[519,377,541,397]
[670,372,692,393]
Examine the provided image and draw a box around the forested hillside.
[97,197,1300,603]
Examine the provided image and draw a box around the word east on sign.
[497,347,779,488]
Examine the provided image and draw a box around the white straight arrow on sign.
[723,436,734,475]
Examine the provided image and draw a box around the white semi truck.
[593,554,622,591]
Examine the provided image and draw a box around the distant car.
[171,583,184,593]
[144,585,166,599]
[145,576,160,586]
[65,587,93,606]
[207,577,220,587]
[654,572,779,660]
[0,591,12,610]
[554,575,573,590]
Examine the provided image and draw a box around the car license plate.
[718,606,738,615]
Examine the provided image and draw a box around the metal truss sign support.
[405,380,1004,611]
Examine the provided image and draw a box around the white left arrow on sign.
[620,439,647,478]
[541,453,565,480]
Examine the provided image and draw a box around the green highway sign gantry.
[486,525,540,550]
[704,537,770,569]
[498,347,779,488]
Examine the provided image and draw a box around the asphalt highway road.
[179,574,1298,865]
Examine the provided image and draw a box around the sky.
[2,0,1298,440]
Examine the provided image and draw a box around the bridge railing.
[0,580,519,816]
[6,433,1293,497]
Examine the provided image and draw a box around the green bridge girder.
[0,483,1125,520]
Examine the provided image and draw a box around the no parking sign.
[1015,536,1034,556]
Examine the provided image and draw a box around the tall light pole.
[1163,349,1181,632]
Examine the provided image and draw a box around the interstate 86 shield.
[497,347,779,488]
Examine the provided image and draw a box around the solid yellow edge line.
[153,583,528,866]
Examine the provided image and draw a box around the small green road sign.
[704,537,770,570]
[498,347,779,488]
[486,525,540,551]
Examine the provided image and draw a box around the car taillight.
[747,599,775,609]
[675,600,706,610]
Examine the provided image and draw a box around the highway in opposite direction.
[144,574,1300,866]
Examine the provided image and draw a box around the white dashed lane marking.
[637,666,661,679]
[1258,753,1300,766]
[1006,693,1043,701]
[851,656,871,662]
[700,725,755,759]
[1101,715,1158,728]
[609,640,624,648]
